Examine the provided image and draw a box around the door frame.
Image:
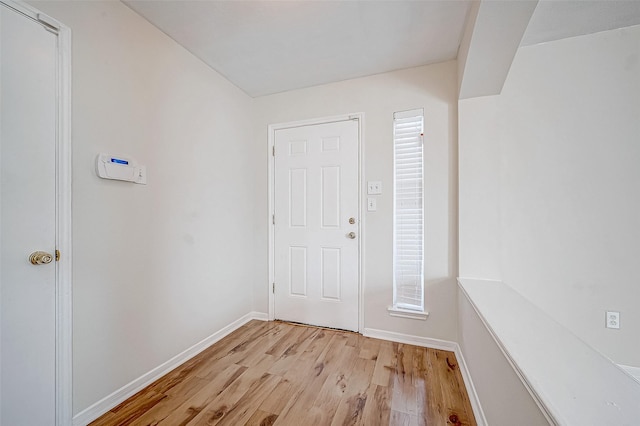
[268,113,365,332]
[1,1,72,424]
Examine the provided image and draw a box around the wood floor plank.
[197,322,285,379]
[359,383,391,426]
[259,329,337,421]
[268,326,319,376]
[281,328,336,382]
[299,328,337,361]
[257,378,293,416]
[273,334,351,425]
[209,373,281,425]
[449,352,477,426]
[234,323,295,368]
[245,409,278,426]
[358,337,380,361]
[155,321,266,385]
[372,340,396,387]
[330,358,375,426]
[265,325,306,358]
[184,355,277,425]
[130,376,210,425]
[414,346,439,426]
[431,350,476,426]
[155,363,248,425]
[90,320,477,426]
[339,358,375,411]
[390,344,417,416]
[343,331,360,348]
[306,342,360,424]
[389,410,414,426]
[424,349,476,426]
[92,389,166,426]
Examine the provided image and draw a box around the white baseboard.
[363,328,487,426]
[619,364,640,383]
[72,311,268,426]
[454,343,489,426]
[363,327,457,351]
[251,311,269,321]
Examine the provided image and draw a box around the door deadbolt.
[349,217,356,224]
[29,251,53,265]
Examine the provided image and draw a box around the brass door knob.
[29,251,53,265]
[347,232,356,239]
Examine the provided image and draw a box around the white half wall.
[459,278,640,425]
[459,24,640,366]
[458,289,549,425]
[253,62,459,341]
[29,1,257,414]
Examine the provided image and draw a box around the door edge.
[55,15,73,426]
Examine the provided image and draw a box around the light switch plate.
[367,181,382,195]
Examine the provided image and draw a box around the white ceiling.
[124,0,471,97]
[124,0,640,98]
[522,0,640,46]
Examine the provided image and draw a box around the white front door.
[1,4,58,424]
[274,119,360,332]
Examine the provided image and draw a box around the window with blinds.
[393,109,424,311]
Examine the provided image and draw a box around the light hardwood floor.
[90,320,476,426]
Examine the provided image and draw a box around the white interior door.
[1,4,58,424]
[274,119,359,332]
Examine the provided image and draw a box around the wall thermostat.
[96,153,147,184]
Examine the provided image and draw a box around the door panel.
[274,119,359,331]
[321,247,341,300]
[1,4,58,425]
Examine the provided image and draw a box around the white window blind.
[393,109,424,311]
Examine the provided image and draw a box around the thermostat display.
[96,153,146,184]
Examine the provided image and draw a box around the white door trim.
[1,2,73,424]
[268,113,365,332]
[56,14,73,426]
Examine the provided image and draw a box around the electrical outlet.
[606,311,620,329]
[367,198,377,212]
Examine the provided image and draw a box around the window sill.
[387,306,429,320]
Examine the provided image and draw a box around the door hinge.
[272,283,275,293]
[272,214,275,225]
[55,250,60,262]
[272,146,275,156]
[37,14,60,34]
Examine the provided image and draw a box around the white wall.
[458,291,549,425]
[30,1,257,414]
[459,25,640,366]
[253,62,459,341]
